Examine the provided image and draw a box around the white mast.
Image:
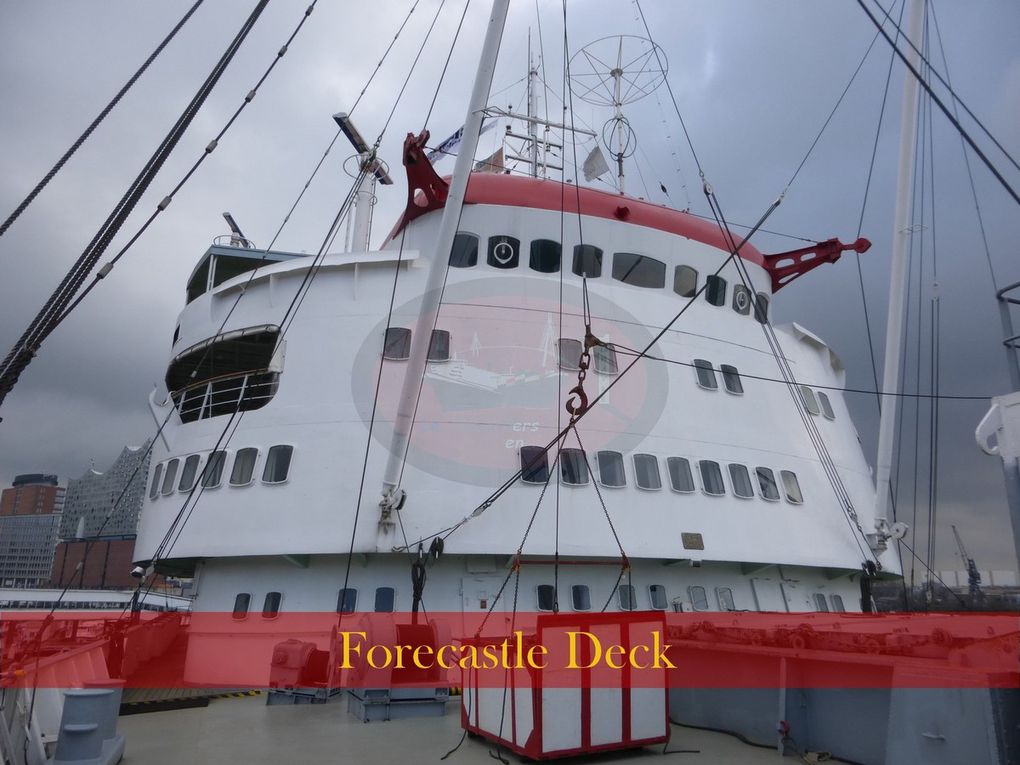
[380,0,511,511]
[872,0,925,543]
[527,34,539,178]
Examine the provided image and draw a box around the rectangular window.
[813,593,829,612]
[799,386,821,415]
[705,275,727,306]
[337,588,357,614]
[202,451,227,488]
[449,232,478,268]
[487,235,520,268]
[673,265,698,297]
[699,460,725,496]
[383,328,411,360]
[716,587,735,611]
[817,391,835,420]
[557,338,582,370]
[374,587,395,613]
[571,584,591,611]
[537,584,555,612]
[178,454,201,492]
[262,445,293,484]
[732,284,752,315]
[428,329,450,362]
[596,451,626,488]
[688,585,709,611]
[617,584,637,611]
[830,594,845,613]
[667,457,695,493]
[149,463,163,500]
[720,364,743,394]
[781,470,804,504]
[755,467,780,501]
[612,253,665,288]
[593,345,618,374]
[161,459,180,496]
[231,593,251,620]
[521,446,550,484]
[693,359,718,390]
[529,239,561,273]
[728,464,754,498]
[754,293,769,323]
[633,454,662,490]
[263,591,282,618]
[572,244,603,278]
[560,448,589,486]
[648,584,667,610]
[230,448,258,486]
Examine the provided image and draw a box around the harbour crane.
[951,525,983,607]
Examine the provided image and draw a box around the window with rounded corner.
[817,391,836,420]
[149,463,163,500]
[572,244,602,278]
[178,454,201,492]
[830,594,846,613]
[571,584,591,612]
[560,448,589,486]
[754,293,769,323]
[634,454,662,490]
[487,235,520,268]
[813,593,829,612]
[705,275,727,306]
[383,328,411,361]
[667,457,695,493]
[648,584,668,610]
[374,587,395,613]
[428,329,450,362]
[716,587,735,611]
[537,584,555,612]
[597,451,626,488]
[687,585,709,611]
[557,338,582,371]
[529,239,561,273]
[720,364,743,394]
[673,265,698,297]
[617,584,637,611]
[693,359,718,390]
[449,232,478,268]
[593,345,618,374]
[160,458,180,496]
[732,284,752,315]
[781,470,804,504]
[337,588,357,614]
[728,464,754,499]
[263,591,283,619]
[699,460,725,496]
[612,252,665,288]
[799,386,821,415]
[262,445,293,484]
[202,451,227,488]
[755,467,780,501]
[520,446,550,485]
[231,593,251,620]
[230,448,258,486]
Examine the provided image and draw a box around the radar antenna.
[569,35,667,194]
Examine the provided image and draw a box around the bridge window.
[230,448,258,486]
[487,235,520,268]
[705,275,726,306]
[755,467,780,501]
[673,265,698,297]
[830,594,846,612]
[612,253,665,288]
[186,257,211,304]
[817,391,835,420]
[263,592,283,618]
[667,457,695,493]
[781,471,804,504]
[754,293,769,323]
[202,451,227,488]
[648,584,668,610]
[374,587,395,613]
[560,448,589,486]
[529,239,561,273]
[537,584,555,612]
[720,364,743,394]
[617,584,637,611]
[634,454,662,490]
[688,585,709,611]
[160,459,179,496]
[593,345,618,374]
[337,588,357,614]
[729,464,754,498]
[732,284,752,315]
[716,587,735,611]
[428,329,450,362]
[693,359,718,390]
[699,460,725,495]
[384,328,411,360]
[520,446,549,485]
[558,338,582,370]
[178,455,201,492]
[232,593,251,620]
[571,584,591,611]
[450,232,478,268]
[149,463,163,500]
[813,593,829,612]
[799,386,821,415]
[597,451,626,488]
[262,445,293,484]
[572,244,603,278]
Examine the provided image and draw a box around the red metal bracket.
[762,237,871,292]
[401,130,450,227]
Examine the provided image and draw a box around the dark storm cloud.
[0,1,1017,572]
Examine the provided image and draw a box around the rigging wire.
[0,0,205,239]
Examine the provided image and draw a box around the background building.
[0,474,64,587]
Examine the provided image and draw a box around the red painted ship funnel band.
[2,611,1016,690]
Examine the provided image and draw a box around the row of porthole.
[521,447,805,504]
[448,232,769,321]
[148,445,294,500]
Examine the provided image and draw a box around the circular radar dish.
[569,35,668,108]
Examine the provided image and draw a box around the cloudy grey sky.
[1,1,1018,575]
